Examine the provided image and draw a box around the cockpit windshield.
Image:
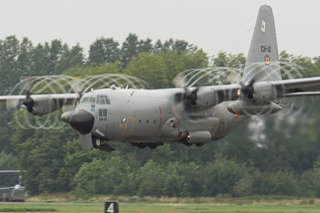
[80,96,90,103]
[97,95,111,105]
[80,96,96,103]
[80,95,109,104]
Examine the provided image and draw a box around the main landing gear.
[130,142,164,149]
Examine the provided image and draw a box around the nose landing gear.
[92,136,115,152]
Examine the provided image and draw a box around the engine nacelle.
[253,82,277,104]
[26,98,62,116]
[191,88,220,109]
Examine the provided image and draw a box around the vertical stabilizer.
[243,5,281,83]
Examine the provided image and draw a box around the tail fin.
[242,5,281,83]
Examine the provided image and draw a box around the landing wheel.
[184,142,192,147]
[183,131,192,146]
[195,143,204,147]
[147,144,158,149]
[92,136,103,149]
[137,143,146,149]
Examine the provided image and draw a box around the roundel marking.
[264,54,270,66]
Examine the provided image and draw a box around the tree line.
[0,34,320,197]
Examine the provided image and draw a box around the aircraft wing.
[213,84,241,101]
[201,77,320,107]
[0,93,80,103]
[0,187,14,190]
[273,77,320,95]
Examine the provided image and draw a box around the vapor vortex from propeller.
[8,74,148,129]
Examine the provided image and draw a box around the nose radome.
[69,110,95,134]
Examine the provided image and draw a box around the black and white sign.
[105,201,119,213]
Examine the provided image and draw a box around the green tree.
[88,38,120,66]
[202,158,250,196]
[74,156,133,195]
[58,43,84,72]
[119,33,139,67]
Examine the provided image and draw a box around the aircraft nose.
[68,110,95,134]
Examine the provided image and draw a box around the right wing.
[0,93,80,115]
[0,93,80,104]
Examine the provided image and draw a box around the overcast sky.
[0,0,319,57]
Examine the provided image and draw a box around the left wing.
[210,77,320,101]
[191,76,320,109]
[272,77,320,97]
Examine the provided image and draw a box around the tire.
[137,143,146,149]
[147,144,158,149]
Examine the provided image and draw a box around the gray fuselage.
[75,87,246,144]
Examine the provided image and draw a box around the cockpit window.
[97,95,105,104]
[90,97,96,103]
[104,95,111,104]
[97,95,111,105]
[81,97,90,103]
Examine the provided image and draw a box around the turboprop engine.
[23,97,63,116]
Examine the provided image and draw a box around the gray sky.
[0,0,319,57]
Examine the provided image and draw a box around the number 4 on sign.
[106,203,114,213]
[105,201,119,213]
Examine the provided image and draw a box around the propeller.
[239,79,255,99]
[174,87,199,107]
[22,91,34,113]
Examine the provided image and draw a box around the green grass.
[0,206,56,212]
[1,202,320,213]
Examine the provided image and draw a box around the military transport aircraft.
[1,5,320,151]
[0,171,25,202]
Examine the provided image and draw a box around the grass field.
[1,195,320,213]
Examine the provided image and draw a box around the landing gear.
[91,135,115,152]
[137,143,146,149]
[130,142,164,149]
[92,136,103,149]
[146,143,161,149]
[183,141,192,146]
